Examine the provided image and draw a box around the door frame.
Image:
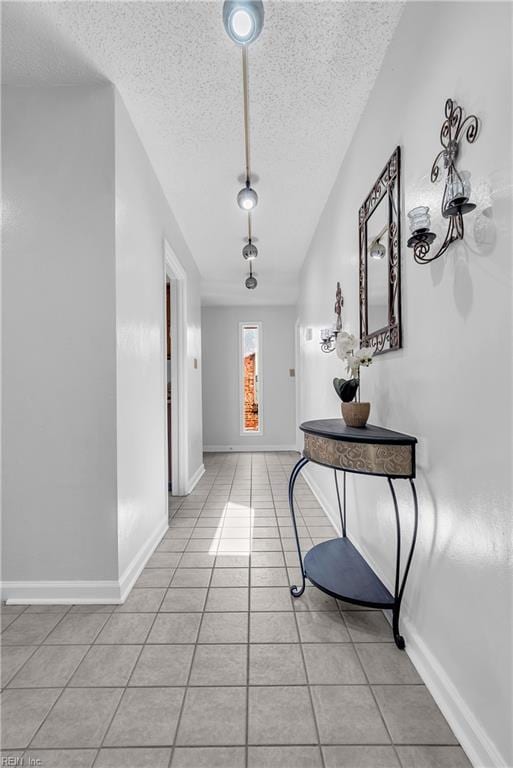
[294,317,302,451]
[163,240,188,496]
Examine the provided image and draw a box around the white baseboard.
[187,463,205,493]
[203,445,297,453]
[2,580,124,604]
[402,615,508,768]
[118,516,169,602]
[301,464,506,768]
[2,517,168,606]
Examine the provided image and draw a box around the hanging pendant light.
[245,263,257,289]
[243,239,258,260]
[223,3,263,290]
[223,0,264,46]
[237,180,258,210]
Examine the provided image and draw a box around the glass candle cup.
[446,170,471,206]
[408,206,431,234]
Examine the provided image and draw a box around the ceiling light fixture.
[243,239,258,260]
[237,181,258,210]
[223,0,264,46]
[245,263,258,290]
[223,2,263,290]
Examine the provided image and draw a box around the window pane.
[242,325,259,432]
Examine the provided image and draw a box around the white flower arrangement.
[333,331,374,403]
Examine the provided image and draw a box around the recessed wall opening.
[240,322,262,434]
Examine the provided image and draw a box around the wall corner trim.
[301,464,507,768]
[186,463,206,494]
[118,516,169,603]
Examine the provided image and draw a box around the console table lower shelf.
[303,537,394,608]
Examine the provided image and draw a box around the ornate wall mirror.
[359,146,402,354]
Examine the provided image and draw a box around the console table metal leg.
[334,469,347,537]
[388,478,419,649]
[288,456,309,598]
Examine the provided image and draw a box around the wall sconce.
[320,282,343,353]
[407,98,479,265]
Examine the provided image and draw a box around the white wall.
[202,306,296,450]
[2,85,119,584]
[1,84,204,600]
[297,3,512,766]
[114,92,204,580]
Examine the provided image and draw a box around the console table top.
[300,418,417,446]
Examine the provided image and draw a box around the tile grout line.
[274,452,327,768]
[21,608,111,757]
[168,450,238,768]
[90,571,169,768]
[244,452,252,768]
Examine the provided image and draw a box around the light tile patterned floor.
[1,452,471,768]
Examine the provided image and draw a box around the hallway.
[2,452,469,767]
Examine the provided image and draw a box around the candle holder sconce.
[320,282,343,353]
[407,98,479,265]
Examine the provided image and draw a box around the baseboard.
[302,464,506,768]
[118,516,169,602]
[2,517,168,606]
[402,615,508,768]
[203,444,297,453]
[187,463,205,493]
[2,579,123,604]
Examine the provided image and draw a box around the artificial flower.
[354,346,375,367]
[336,331,357,360]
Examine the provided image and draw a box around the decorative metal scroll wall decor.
[407,98,479,264]
[320,282,343,353]
[359,146,402,355]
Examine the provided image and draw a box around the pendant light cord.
[242,46,251,182]
[241,44,256,287]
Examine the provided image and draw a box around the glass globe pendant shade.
[237,184,258,211]
[245,274,258,289]
[370,241,386,260]
[243,240,258,260]
[223,0,264,46]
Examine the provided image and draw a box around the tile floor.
[1,452,471,768]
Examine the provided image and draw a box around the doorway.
[164,240,188,497]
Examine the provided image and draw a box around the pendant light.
[245,263,257,289]
[223,1,264,290]
[237,181,258,211]
[223,0,264,46]
[243,239,258,260]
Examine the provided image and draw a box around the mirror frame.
[359,146,402,355]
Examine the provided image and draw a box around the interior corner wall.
[1,84,205,599]
[1,84,119,584]
[114,92,204,580]
[297,3,512,766]
[201,305,296,450]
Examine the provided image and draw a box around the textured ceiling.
[2,1,404,305]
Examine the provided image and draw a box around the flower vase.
[341,402,370,428]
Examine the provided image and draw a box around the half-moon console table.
[289,419,418,649]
